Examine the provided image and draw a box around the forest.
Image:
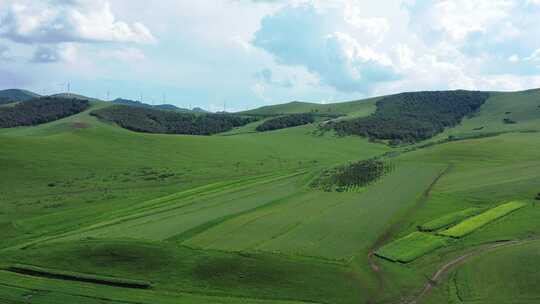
[0,97,13,105]
[0,97,89,128]
[256,113,314,132]
[327,90,490,144]
[91,105,258,135]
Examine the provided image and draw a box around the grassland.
[375,232,449,263]
[425,240,540,304]
[439,201,528,238]
[1,89,540,303]
[185,162,444,261]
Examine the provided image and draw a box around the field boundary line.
[365,164,453,303]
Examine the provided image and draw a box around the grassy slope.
[1,89,540,303]
[186,162,445,261]
[242,97,379,117]
[0,89,40,101]
[0,100,388,303]
[426,240,540,304]
[433,89,540,140]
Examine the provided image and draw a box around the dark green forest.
[256,113,314,132]
[91,105,258,135]
[0,97,13,105]
[0,97,89,128]
[327,90,490,144]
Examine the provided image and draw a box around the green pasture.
[426,240,540,304]
[1,239,361,304]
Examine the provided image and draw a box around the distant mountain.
[112,98,191,112]
[192,107,209,113]
[50,93,101,102]
[111,98,150,108]
[154,104,184,111]
[0,89,41,104]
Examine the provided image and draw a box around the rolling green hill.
[1,88,540,303]
[0,89,41,104]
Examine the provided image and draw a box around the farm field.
[1,88,540,303]
[375,232,449,263]
[419,207,483,232]
[439,201,528,238]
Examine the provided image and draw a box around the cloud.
[252,3,399,93]
[0,0,155,44]
[254,68,292,88]
[0,43,11,61]
[30,44,77,63]
[98,47,146,62]
[404,0,540,75]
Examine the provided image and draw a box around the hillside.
[0,88,539,304]
[0,89,41,104]
[91,105,258,135]
[0,97,90,128]
[112,98,191,112]
[242,98,379,118]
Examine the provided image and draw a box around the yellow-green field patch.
[419,207,483,232]
[438,201,527,238]
[375,232,449,263]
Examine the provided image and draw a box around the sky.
[1,0,540,112]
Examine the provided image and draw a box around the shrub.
[256,113,314,132]
[311,159,393,192]
[503,118,517,124]
[91,105,258,135]
[0,97,89,128]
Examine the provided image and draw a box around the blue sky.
[1,0,540,111]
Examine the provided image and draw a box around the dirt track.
[408,239,535,304]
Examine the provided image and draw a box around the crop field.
[439,201,528,238]
[185,162,445,261]
[375,232,449,263]
[1,88,540,303]
[419,207,483,232]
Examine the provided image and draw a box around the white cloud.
[31,44,77,63]
[0,0,155,44]
[0,43,11,61]
[98,47,146,62]
[253,3,399,93]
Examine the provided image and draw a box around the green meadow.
[1,88,540,303]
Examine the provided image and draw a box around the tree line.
[0,97,89,128]
[326,90,490,144]
[91,105,259,135]
[256,113,314,132]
